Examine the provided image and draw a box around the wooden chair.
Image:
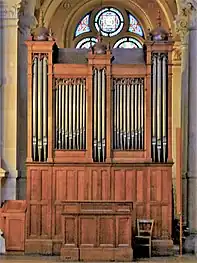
[135,219,154,257]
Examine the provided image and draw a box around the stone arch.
[38,0,178,47]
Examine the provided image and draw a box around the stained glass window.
[76,37,97,49]
[113,38,143,48]
[75,14,91,37]
[128,14,144,37]
[95,8,124,37]
[74,7,144,49]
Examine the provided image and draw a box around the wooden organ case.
[25,34,174,260]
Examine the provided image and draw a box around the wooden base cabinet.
[60,201,133,262]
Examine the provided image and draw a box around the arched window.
[74,7,144,49]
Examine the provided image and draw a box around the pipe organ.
[25,39,174,260]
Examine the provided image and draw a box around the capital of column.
[0,0,22,21]
[175,0,197,44]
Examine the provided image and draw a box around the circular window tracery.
[95,7,124,37]
[74,7,144,49]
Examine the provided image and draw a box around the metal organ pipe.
[76,83,80,150]
[162,55,167,162]
[151,53,168,163]
[92,69,106,162]
[37,57,43,161]
[127,84,131,149]
[43,56,48,161]
[55,78,86,151]
[65,84,68,149]
[152,55,157,162]
[134,80,138,149]
[141,80,144,149]
[82,83,86,150]
[101,69,106,161]
[157,56,162,162]
[80,82,83,149]
[131,82,134,149]
[32,57,38,161]
[113,78,144,151]
[32,54,48,162]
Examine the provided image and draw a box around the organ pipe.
[127,84,130,149]
[65,84,68,149]
[32,57,38,161]
[151,53,168,163]
[162,55,167,162]
[131,82,134,149]
[37,58,43,161]
[82,84,86,149]
[76,84,80,149]
[73,84,76,149]
[92,68,106,162]
[101,69,106,161]
[32,54,48,162]
[43,56,48,161]
[55,78,86,150]
[113,78,144,151]
[141,80,144,149]
[157,56,162,162]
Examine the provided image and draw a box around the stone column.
[175,5,190,224]
[187,6,197,233]
[0,0,21,201]
[17,1,37,199]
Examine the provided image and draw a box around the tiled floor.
[0,255,197,263]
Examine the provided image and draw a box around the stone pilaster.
[17,1,37,199]
[187,6,197,233]
[177,0,197,233]
[0,0,21,201]
[175,5,190,224]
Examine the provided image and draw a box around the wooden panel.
[80,216,97,247]
[125,169,136,201]
[26,166,52,239]
[30,169,41,200]
[99,217,114,247]
[116,216,132,247]
[150,205,161,237]
[114,169,126,200]
[63,216,77,247]
[5,216,25,251]
[29,205,38,236]
[54,64,88,77]
[101,170,112,200]
[136,170,146,202]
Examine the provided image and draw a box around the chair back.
[137,219,154,237]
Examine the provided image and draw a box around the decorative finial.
[149,9,169,41]
[93,31,107,54]
[156,10,161,27]
[38,10,45,27]
[32,9,49,41]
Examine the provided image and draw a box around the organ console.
[25,26,174,260]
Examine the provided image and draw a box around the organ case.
[25,38,174,259]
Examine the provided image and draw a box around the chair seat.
[135,235,151,239]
